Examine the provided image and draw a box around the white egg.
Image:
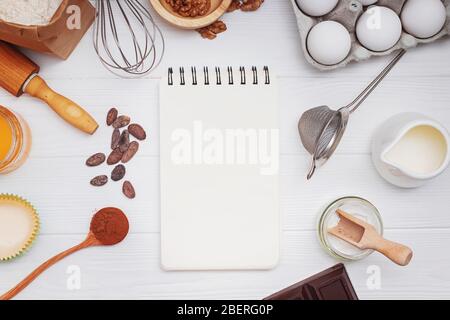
[356,6,402,52]
[307,21,352,65]
[401,0,447,39]
[359,0,378,5]
[296,0,339,17]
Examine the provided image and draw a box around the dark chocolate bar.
[264,264,358,300]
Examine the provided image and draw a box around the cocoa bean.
[122,141,139,163]
[90,175,108,187]
[119,130,130,153]
[111,164,126,181]
[85,153,106,167]
[111,129,120,150]
[112,115,130,129]
[107,148,123,165]
[128,123,147,141]
[106,108,118,126]
[122,181,136,199]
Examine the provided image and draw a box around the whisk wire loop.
[93,0,165,78]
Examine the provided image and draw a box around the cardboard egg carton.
[290,0,450,70]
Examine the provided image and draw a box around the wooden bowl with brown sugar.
[149,0,232,30]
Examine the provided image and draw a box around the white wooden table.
[1,0,450,300]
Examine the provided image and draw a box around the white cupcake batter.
[0,199,36,259]
[0,0,63,26]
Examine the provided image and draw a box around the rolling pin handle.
[24,75,98,135]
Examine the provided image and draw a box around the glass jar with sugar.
[318,196,384,261]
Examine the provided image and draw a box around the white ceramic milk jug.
[372,113,450,188]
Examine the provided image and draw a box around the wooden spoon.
[0,207,129,300]
[328,209,413,266]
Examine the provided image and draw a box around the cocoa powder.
[90,208,129,245]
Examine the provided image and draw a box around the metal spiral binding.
[191,67,198,85]
[252,66,258,85]
[168,67,173,85]
[203,67,210,85]
[227,67,234,85]
[215,67,222,85]
[180,67,185,85]
[263,66,270,84]
[168,66,270,86]
[240,66,246,85]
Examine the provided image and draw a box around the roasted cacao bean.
[90,175,108,187]
[128,123,147,141]
[111,129,120,150]
[107,147,123,165]
[122,181,136,199]
[86,153,106,167]
[121,141,139,163]
[111,164,126,181]
[106,108,118,126]
[119,130,130,153]
[112,115,131,129]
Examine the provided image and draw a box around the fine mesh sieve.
[298,49,406,180]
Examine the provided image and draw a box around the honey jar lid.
[0,194,39,261]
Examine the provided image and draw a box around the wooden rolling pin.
[0,42,98,134]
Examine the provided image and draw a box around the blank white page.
[160,67,279,271]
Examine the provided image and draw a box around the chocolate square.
[264,264,358,300]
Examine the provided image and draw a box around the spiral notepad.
[160,66,280,271]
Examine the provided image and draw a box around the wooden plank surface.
[0,231,449,300]
[0,0,449,299]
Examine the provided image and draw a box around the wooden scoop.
[328,209,413,266]
[0,207,129,300]
[0,41,98,134]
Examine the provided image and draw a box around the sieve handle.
[307,155,317,180]
[346,49,406,113]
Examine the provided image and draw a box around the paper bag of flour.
[0,0,95,60]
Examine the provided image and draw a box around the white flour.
[0,0,63,26]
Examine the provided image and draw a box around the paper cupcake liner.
[0,194,40,261]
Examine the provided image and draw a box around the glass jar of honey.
[0,106,32,174]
